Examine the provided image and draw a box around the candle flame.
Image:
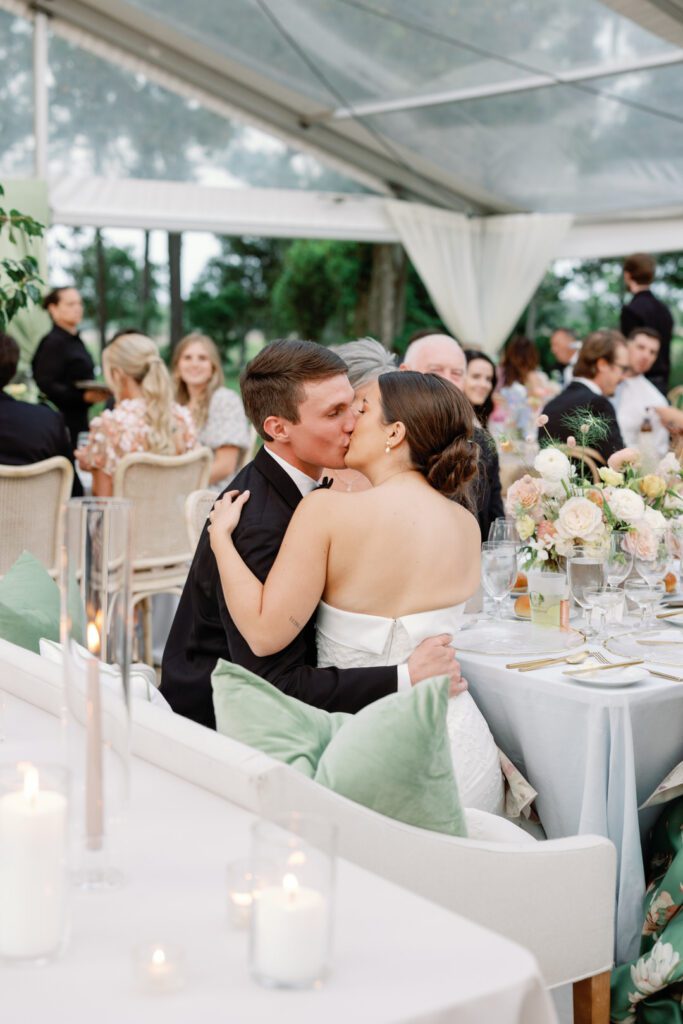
[86,620,101,656]
[23,766,39,802]
[151,948,166,966]
[282,873,299,896]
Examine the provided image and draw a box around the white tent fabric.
[386,201,573,354]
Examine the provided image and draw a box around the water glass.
[567,546,606,637]
[624,579,666,629]
[481,542,518,617]
[583,585,624,640]
[635,530,670,587]
[487,518,520,547]
[605,531,634,587]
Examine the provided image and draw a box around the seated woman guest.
[463,350,496,429]
[492,335,558,440]
[76,332,196,496]
[172,333,251,490]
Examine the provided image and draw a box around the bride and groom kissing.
[161,338,504,815]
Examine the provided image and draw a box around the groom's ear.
[263,415,291,443]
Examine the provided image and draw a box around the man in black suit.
[620,253,673,396]
[400,333,504,540]
[0,332,77,481]
[161,339,463,729]
[539,329,628,463]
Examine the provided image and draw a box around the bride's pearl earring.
[385,441,391,454]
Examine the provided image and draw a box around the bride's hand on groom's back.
[407,635,468,697]
[208,489,251,547]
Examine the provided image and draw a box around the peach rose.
[506,474,543,517]
[586,488,605,508]
[608,448,642,471]
[536,519,557,542]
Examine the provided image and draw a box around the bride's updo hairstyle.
[378,371,478,509]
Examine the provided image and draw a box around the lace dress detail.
[316,602,504,815]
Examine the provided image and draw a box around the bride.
[208,370,504,814]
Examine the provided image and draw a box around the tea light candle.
[0,765,68,960]
[252,873,328,987]
[226,859,257,929]
[133,943,186,993]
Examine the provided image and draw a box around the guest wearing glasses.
[539,329,628,462]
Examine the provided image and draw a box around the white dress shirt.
[263,447,408,690]
[613,376,669,459]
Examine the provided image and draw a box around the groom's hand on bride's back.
[407,635,468,697]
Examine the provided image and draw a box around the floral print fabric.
[611,797,683,1021]
[198,387,251,491]
[80,397,197,476]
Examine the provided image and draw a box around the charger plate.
[605,630,683,667]
[455,621,584,656]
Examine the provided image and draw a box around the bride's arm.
[208,490,332,657]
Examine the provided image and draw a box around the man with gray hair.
[329,336,397,390]
[401,333,504,539]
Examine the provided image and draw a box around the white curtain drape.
[386,200,573,356]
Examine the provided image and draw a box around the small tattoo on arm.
[289,615,301,629]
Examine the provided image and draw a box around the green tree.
[0,183,44,331]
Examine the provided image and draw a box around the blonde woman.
[76,332,197,496]
[172,333,250,490]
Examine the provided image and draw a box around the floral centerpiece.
[506,417,683,571]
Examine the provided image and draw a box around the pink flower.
[535,414,549,427]
[506,474,543,518]
[624,525,656,561]
[608,447,642,471]
[566,435,577,448]
[537,519,557,542]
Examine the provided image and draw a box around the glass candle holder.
[0,763,69,963]
[226,858,257,929]
[61,498,133,889]
[249,814,337,990]
[132,942,186,993]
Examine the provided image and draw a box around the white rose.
[664,489,683,512]
[539,478,566,501]
[604,487,645,525]
[534,447,572,482]
[643,507,667,532]
[657,452,681,478]
[555,496,604,543]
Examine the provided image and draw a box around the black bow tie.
[316,476,334,490]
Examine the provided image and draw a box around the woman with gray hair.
[327,338,397,492]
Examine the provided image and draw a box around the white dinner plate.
[455,621,584,656]
[566,665,648,687]
[660,614,683,629]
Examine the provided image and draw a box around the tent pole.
[33,11,49,180]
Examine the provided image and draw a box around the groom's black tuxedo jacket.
[160,446,398,729]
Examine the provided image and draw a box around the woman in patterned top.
[172,333,251,491]
[76,332,197,496]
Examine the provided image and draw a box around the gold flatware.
[655,610,683,620]
[506,651,589,671]
[563,659,644,676]
[647,669,683,682]
[637,639,683,646]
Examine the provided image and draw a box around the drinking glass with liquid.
[567,547,606,637]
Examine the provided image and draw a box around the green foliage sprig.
[0,184,45,331]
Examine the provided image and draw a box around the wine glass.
[488,518,520,548]
[635,530,670,587]
[583,585,624,641]
[624,579,666,629]
[605,531,634,587]
[567,546,606,637]
[481,542,518,619]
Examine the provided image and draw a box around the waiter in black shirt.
[31,287,107,446]
[620,253,673,397]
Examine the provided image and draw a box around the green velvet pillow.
[0,550,60,654]
[212,661,466,837]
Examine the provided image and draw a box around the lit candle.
[0,765,68,960]
[226,859,257,929]
[133,943,185,993]
[86,619,103,850]
[252,872,329,987]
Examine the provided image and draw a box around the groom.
[161,339,464,729]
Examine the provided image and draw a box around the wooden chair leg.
[142,597,154,667]
[573,970,611,1024]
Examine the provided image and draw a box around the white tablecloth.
[457,634,683,964]
[1,692,557,1024]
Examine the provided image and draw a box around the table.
[0,691,557,1024]
[457,632,683,964]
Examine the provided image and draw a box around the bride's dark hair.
[378,371,478,509]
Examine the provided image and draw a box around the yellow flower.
[516,515,536,541]
[598,467,624,487]
[640,475,667,500]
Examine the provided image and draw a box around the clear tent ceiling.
[3,0,683,218]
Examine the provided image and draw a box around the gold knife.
[655,610,683,620]
[506,654,584,670]
[647,669,683,682]
[637,639,683,646]
[563,659,643,676]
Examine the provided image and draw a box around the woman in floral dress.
[76,332,196,495]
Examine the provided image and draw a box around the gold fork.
[593,648,683,682]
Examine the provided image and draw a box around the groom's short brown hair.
[241,339,347,440]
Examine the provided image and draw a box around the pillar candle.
[252,873,328,985]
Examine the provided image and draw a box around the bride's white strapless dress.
[316,601,504,815]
